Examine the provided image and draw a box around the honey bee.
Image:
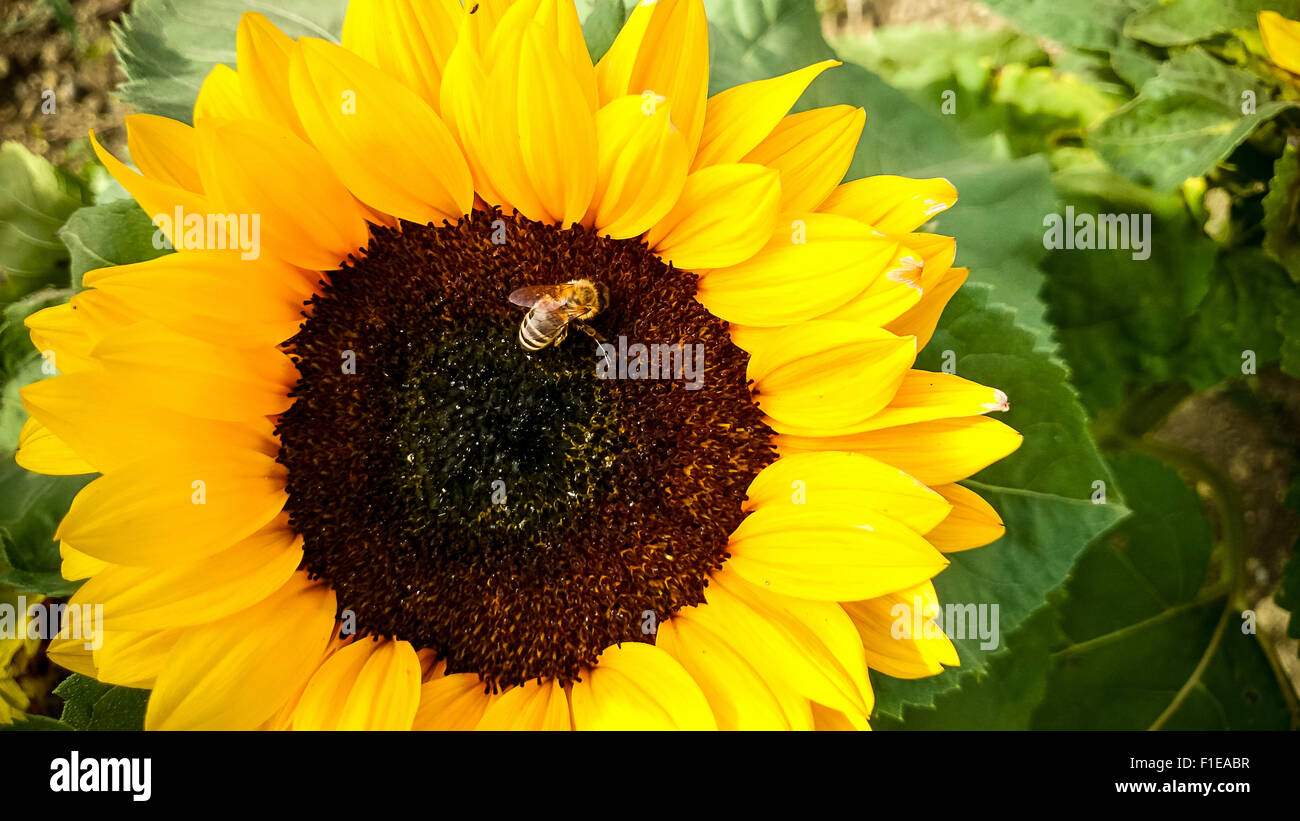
[508,279,610,351]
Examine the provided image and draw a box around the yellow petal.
[74,516,301,631]
[747,321,916,430]
[693,60,838,170]
[570,642,715,730]
[657,608,813,730]
[292,639,422,730]
[865,370,1009,431]
[290,37,473,224]
[742,105,864,213]
[56,448,287,567]
[744,451,951,535]
[513,22,597,225]
[902,232,958,291]
[807,245,925,328]
[236,12,306,135]
[59,542,107,581]
[777,415,1023,486]
[471,16,553,220]
[259,632,353,730]
[194,63,250,123]
[146,572,336,730]
[15,416,95,475]
[767,370,1009,438]
[926,483,1005,552]
[197,118,371,271]
[885,266,969,349]
[821,175,957,234]
[125,114,203,193]
[47,634,98,678]
[707,568,874,719]
[531,0,599,111]
[92,628,183,689]
[64,287,140,341]
[89,131,210,249]
[458,0,516,52]
[487,0,598,112]
[696,213,901,326]
[588,95,689,238]
[92,320,297,421]
[340,0,461,112]
[1261,11,1300,75]
[475,678,571,730]
[21,288,142,378]
[594,0,654,103]
[843,581,960,679]
[439,37,510,209]
[21,371,277,474]
[811,701,870,730]
[726,504,948,601]
[82,251,313,349]
[23,301,97,376]
[596,0,708,157]
[413,664,492,730]
[643,164,780,270]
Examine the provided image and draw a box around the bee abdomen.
[519,310,554,350]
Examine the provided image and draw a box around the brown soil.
[0,0,129,172]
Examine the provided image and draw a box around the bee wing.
[508,284,566,309]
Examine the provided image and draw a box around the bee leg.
[575,323,616,373]
[574,322,608,345]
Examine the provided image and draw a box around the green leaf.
[115,0,349,125]
[1124,0,1300,48]
[834,27,1117,156]
[703,1,1061,338]
[872,285,1129,719]
[1044,162,1294,413]
[925,155,1058,338]
[1091,48,1298,192]
[1032,451,1291,729]
[701,0,992,175]
[831,23,1046,93]
[876,602,1065,729]
[1040,158,1219,412]
[575,0,632,62]
[1109,40,1163,89]
[1179,248,1292,386]
[0,713,75,731]
[1277,477,1300,654]
[60,199,172,290]
[53,674,149,732]
[0,142,88,302]
[1280,286,1300,378]
[0,467,92,597]
[1278,542,1300,653]
[1262,143,1300,283]
[980,0,1155,52]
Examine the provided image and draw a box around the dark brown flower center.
[276,209,776,689]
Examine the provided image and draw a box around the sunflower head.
[19,0,1019,730]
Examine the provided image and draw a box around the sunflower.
[1261,11,1300,78]
[18,0,1020,730]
